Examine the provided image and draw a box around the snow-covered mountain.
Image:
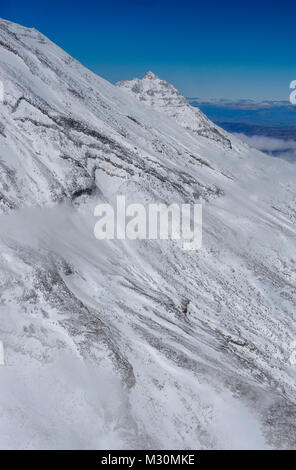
[116,71,232,148]
[0,18,296,450]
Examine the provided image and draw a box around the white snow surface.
[0,18,296,449]
[116,71,232,148]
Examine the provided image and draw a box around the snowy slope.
[116,71,232,148]
[0,18,296,449]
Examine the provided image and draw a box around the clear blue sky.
[1,0,296,100]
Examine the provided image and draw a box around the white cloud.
[235,133,296,162]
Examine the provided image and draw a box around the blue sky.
[1,0,296,100]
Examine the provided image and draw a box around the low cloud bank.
[235,133,296,163]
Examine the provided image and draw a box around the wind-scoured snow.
[0,18,296,449]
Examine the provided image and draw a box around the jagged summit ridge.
[117,71,188,106]
[143,71,158,79]
[116,71,232,147]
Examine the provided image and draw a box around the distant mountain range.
[214,122,296,140]
[189,98,296,137]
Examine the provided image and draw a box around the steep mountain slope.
[116,71,232,148]
[0,19,296,449]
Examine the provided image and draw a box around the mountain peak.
[143,71,158,80]
[116,72,231,148]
